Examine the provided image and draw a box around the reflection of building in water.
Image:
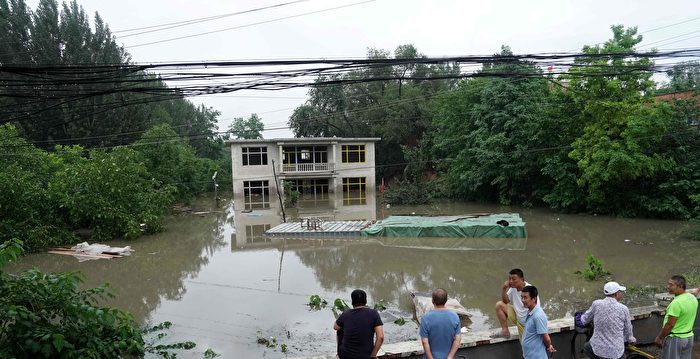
[227,136,380,249]
[231,196,377,249]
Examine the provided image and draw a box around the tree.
[228,113,264,139]
[658,61,700,94]
[288,44,459,179]
[431,46,560,205]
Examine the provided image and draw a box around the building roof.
[226,137,381,145]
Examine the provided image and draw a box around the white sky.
[27,0,700,137]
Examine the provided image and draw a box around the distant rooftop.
[226,137,381,144]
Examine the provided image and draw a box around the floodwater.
[9,191,700,358]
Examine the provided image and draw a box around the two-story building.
[227,137,380,214]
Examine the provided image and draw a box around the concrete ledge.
[292,305,667,359]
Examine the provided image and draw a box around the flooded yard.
[9,193,700,358]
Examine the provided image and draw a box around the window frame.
[243,180,270,209]
[242,146,268,166]
[342,177,367,205]
[341,144,366,163]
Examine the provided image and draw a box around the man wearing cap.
[580,281,635,359]
[334,289,384,359]
[655,275,698,359]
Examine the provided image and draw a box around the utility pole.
[271,159,286,222]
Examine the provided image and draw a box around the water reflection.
[8,190,700,358]
[231,189,377,249]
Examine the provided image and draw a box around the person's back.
[337,307,382,359]
[419,309,460,359]
[588,298,633,357]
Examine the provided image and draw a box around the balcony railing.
[282,163,334,172]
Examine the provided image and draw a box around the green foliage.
[658,61,700,94]
[204,348,221,358]
[289,44,459,179]
[333,298,350,312]
[373,302,387,311]
[284,181,301,208]
[431,46,559,205]
[229,114,264,139]
[0,239,23,270]
[256,336,277,348]
[0,240,145,358]
[393,317,407,326]
[308,294,328,310]
[49,146,174,240]
[575,253,611,280]
[136,124,217,202]
[384,144,439,205]
[0,0,224,156]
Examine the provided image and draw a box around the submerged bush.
[49,146,174,240]
[575,253,611,280]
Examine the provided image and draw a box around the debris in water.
[394,317,406,326]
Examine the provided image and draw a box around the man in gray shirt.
[580,281,635,359]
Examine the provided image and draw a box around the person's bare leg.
[495,301,510,336]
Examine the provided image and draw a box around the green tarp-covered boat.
[361,214,526,238]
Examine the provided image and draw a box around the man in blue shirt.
[520,286,555,359]
[419,288,461,359]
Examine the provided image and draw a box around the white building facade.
[227,137,380,214]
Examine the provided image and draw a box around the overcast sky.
[27,0,700,137]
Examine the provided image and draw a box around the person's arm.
[624,309,635,344]
[501,282,511,304]
[333,322,341,331]
[370,325,384,358]
[543,333,556,353]
[580,301,595,325]
[420,337,435,359]
[655,316,678,347]
[446,333,461,359]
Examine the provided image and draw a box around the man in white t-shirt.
[493,268,540,339]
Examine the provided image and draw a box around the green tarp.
[361,214,526,238]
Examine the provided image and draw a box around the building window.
[342,177,366,205]
[342,145,365,163]
[246,224,271,244]
[243,180,270,209]
[242,147,268,166]
[286,179,329,204]
[283,146,327,164]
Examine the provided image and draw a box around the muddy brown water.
[9,193,700,358]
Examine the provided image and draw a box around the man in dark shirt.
[334,289,384,359]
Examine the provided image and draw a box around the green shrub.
[0,239,145,358]
[575,253,611,280]
[49,147,174,240]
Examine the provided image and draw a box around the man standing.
[494,268,540,338]
[580,281,636,359]
[520,285,555,359]
[334,289,384,359]
[419,288,462,359]
[655,275,698,359]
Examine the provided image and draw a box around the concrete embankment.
[294,302,681,359]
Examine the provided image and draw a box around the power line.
[639,16,700,35]
[114,0,309,37]
[127,0,376,48]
